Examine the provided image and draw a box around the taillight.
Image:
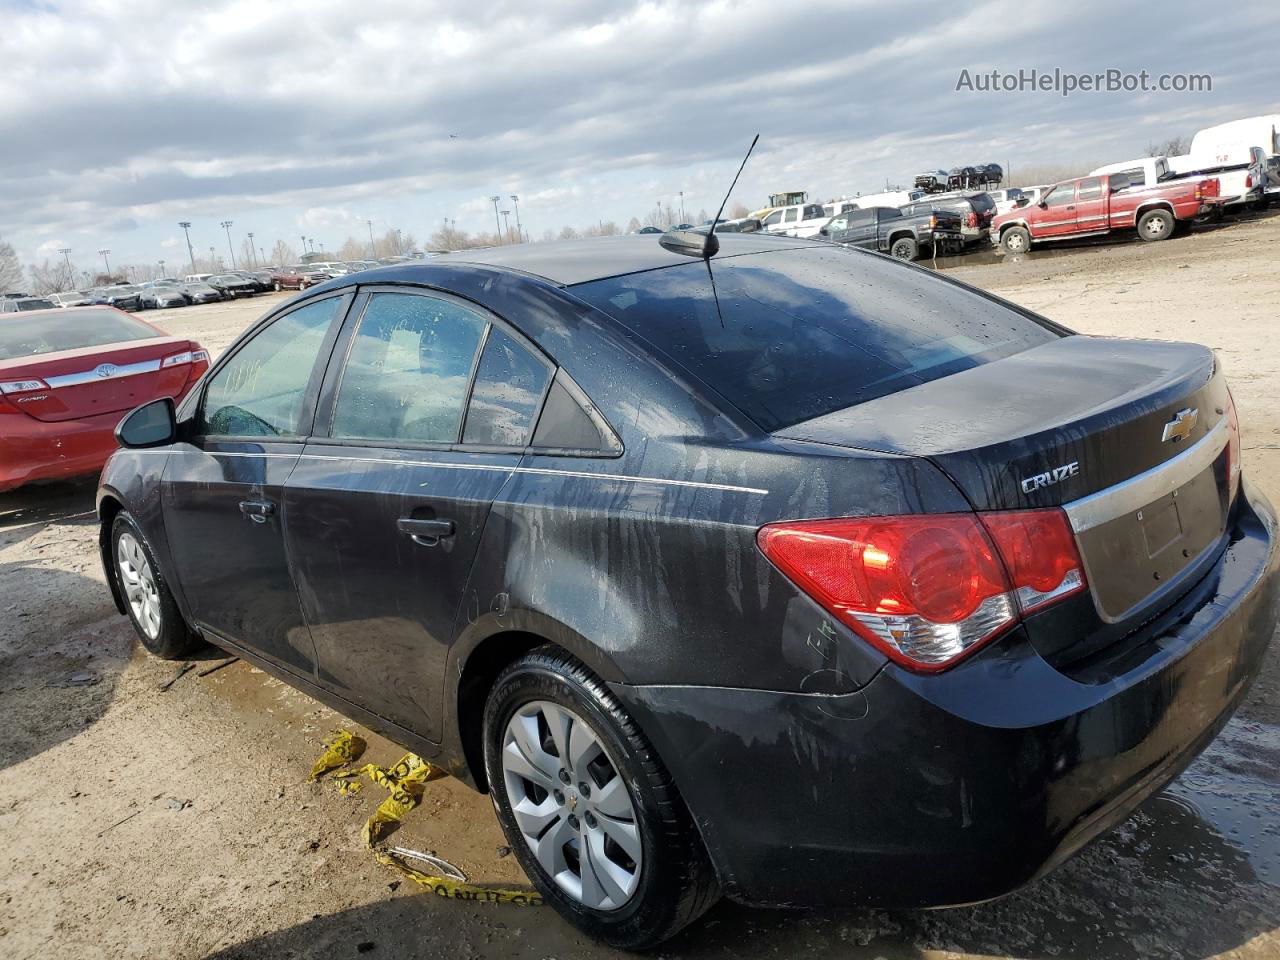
[161,351,192,367]
[757,509,1086,672]
[0,379,49,394]
[965,211,978,228]
[1226,389,1242,504]
[1245,174,1253,189]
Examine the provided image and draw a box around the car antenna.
[660,133,759,260]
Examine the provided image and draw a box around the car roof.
[369,233,824,287]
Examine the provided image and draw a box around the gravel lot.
[3,214,1280,959]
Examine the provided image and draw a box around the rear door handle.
[398,517,455,546]
[239,500,275,523]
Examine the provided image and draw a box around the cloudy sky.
[1,0,1277,274]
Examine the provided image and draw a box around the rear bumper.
[613,481,1279,908]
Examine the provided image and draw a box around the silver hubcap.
[1145,217,1168,237]
[501,701,642,910]
[1007,233,1026,252]
[117,532,162,640]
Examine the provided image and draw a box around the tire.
[484,647,719,949]
[273,281,282,292]
[1137,208,1174,241]
[111,512,203,660]
[1000,225,1031,254]
[889,236,918,260]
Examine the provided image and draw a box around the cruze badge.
[1021,461,1080,494]
[1161,407,1198,443]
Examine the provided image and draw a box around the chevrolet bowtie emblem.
[1161,407,1198,443]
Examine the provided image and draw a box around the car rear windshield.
[572,246,1060,431]
[0,309,162,360]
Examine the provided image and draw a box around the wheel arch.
[1134,200,1176,220]
[887,230,916,247]
[97,490,128,615]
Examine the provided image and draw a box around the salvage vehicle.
[1,296,57,312]
[137,284,190,310]
[180,281,223,304]
[2,306,208,492]
[992,174,1223,253]
[97,233,1278,949]
[205,274,258,299]
[1168,145,1268,211]
[95,284,142,312]
[899,191,996,245]
[819,205,964,259]
[759,201,829,237]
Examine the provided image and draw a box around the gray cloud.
[1,0,1277,259]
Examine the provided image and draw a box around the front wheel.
[484,648,719,949]
[111,512,203,659]
[1137,208,1174,241]
[1000,225,1031,254]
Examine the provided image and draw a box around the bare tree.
[1146,134,1190,158]
[728,202,750,219]
[270,240,297,267]
[695,208,709,224]
[0,239,25,293]
[558,225,580,240]
[626,217,642,234]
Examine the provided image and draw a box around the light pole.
[178,221,195,275]
[58,248,72,288]
[511,195,523,244]
[490,196,502,242]
[367,219,376,258]
[158,259,166,278]
[300,236,307,260]
[679,191,685,223]
[220,221,236,269]
[259,247,266,266]
[247,232,256,268]
[98,248,112,276]
[209,246,218,270]
[501,210,512,243]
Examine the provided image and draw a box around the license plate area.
[1074,462,1227,623]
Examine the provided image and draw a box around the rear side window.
[199,297,341,437]
[0,308,160,360]
[1077,178,1102,201]
[573,246,1058,431]
[331,292,485,444]
[462,328,552,446]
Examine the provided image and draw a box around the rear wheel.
[484,648,719,949]
[111,512,202,660]
[1000,226,1031,254]
[1137,208,1174,241]
[889,237,918,260]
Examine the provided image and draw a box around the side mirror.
[116,397,177,449]
[1037,200,1048,209]
[1015,197,1030,208]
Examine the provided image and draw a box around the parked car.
[231,270,273,293]
[987,187,1028,216]
[205,274,258,299]
[0,297,57,313]
[46,291,102,308]
[635,226,663,234]
[183,274,214,284]
[97,233,1277,949]
[269,265,329,291]
[760,202,830,238]
[181,282,224,304]
[94,285,142,312]
[1168,145,1267,211]
[992,174,1224,253]
[899,192,997,245]
[819,205,964,259]
[1,306,208,492]
[138,284,190,310]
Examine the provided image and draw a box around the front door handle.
[239,500,275,524]
[398,517,455,546]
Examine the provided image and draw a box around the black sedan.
[205,274,257,298]
[93,284,141,311]
[180,282,223,304]
[97,234,1278,949]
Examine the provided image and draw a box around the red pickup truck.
[991,174,1222,254]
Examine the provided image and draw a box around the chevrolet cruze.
[98,233,1278,948]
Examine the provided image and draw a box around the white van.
[183,273,212,284]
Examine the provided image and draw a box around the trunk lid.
[0,336,196,423]
[778,335,1233,658]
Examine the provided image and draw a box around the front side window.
[199,297,342,437]
[1043,184,1076,206]
[463,328,552,446]
[762,210,783,226]
[330,292,486,444]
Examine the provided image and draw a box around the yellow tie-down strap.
[310,730,543,906]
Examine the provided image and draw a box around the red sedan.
[1,306,209,492]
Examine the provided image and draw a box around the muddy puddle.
[1163,716,1280,886]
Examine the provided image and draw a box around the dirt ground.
[3,212,1280,959]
